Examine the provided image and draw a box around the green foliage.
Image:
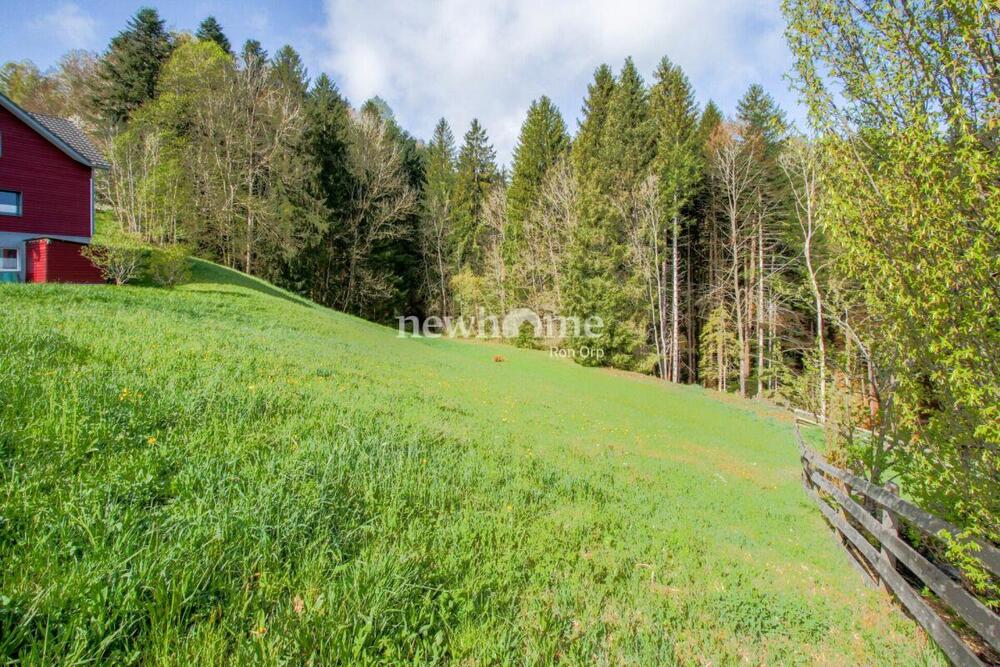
[0,61,56,110]
[650,56,702,234]
[146,244,192,287]
[570,64,616,183]
[0,271,941,664]
[737,83,789,153]
[698,304,738,390]
[419,118,459,315]
[195,16,232,55]
[785,0,1000,546]
[283,74,353,304]
[241,39,268,67]
[271,45,309,98]
[505,96,570,265]
[566,59,652,369]
[513,320,538,349]
[82,239,145,285]
[93,7,174,126]
[452,119,499,271]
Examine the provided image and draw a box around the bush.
[147,245,191,287]
[513,321,537,349]
[82,242,145,286]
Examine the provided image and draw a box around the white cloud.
[32,3,99,52]
[320,0,800,165]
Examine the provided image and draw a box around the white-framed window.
[0,190,21,216]
[0,248,18,272]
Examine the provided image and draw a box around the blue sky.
[1,0,806,165]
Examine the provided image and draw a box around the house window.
[0,248,18,272]
[0,190,21,216]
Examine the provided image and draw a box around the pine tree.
[196,16,232,55]
[649,56,702,382]
[93,8,174,125]
[452,118,498,271]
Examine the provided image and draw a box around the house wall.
[25,238,103,284]
[0,105,93,239]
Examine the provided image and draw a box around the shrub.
[513,321,537,349]
[147,245,191,287]
[82,242,145,286]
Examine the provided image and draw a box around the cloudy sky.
[1,0,805,164]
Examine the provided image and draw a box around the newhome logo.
[397,308,604,340]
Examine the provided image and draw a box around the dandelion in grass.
[147,436,157,446]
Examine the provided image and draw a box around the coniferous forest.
[2,2,997,580]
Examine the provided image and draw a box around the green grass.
[0,262,942,665]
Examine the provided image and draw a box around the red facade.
[25,238,104,284]
[0,105,92,239]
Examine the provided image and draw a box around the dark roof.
[0,91,109,169]
[27,112,110,169]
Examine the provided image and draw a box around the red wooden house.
[0,91,109,284]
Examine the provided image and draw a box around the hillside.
[0,263,942,664]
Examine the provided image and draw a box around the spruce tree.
[421,118,459,315]
[737,84,788,154]
[93,7,174,125]
[567,59,652,368]
[452,119,498,271]
[601,58,654,195]
[504,97,569,302]
[283,74,352,304]
[571,64,615,182]
[272,45,309,98]
[507,96,569,241]
[196,16,232,55]
[649,56,702,382]
[697,100,723,144]
[425,119,457,203]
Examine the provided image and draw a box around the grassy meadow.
[0,261,942,664]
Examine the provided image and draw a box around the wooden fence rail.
[793,415,999,666]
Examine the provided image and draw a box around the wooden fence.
[793,414,1000,666]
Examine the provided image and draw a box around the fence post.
[880,482,900,593]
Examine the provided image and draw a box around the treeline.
[2,4,996,567]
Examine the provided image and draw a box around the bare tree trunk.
[686,237,696,383]
[670,215,681,383]
[245,210,254,274]
[659,258,670,380]
[717,321,725,392]
[733,237,747,397]
[756,211,765,398]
